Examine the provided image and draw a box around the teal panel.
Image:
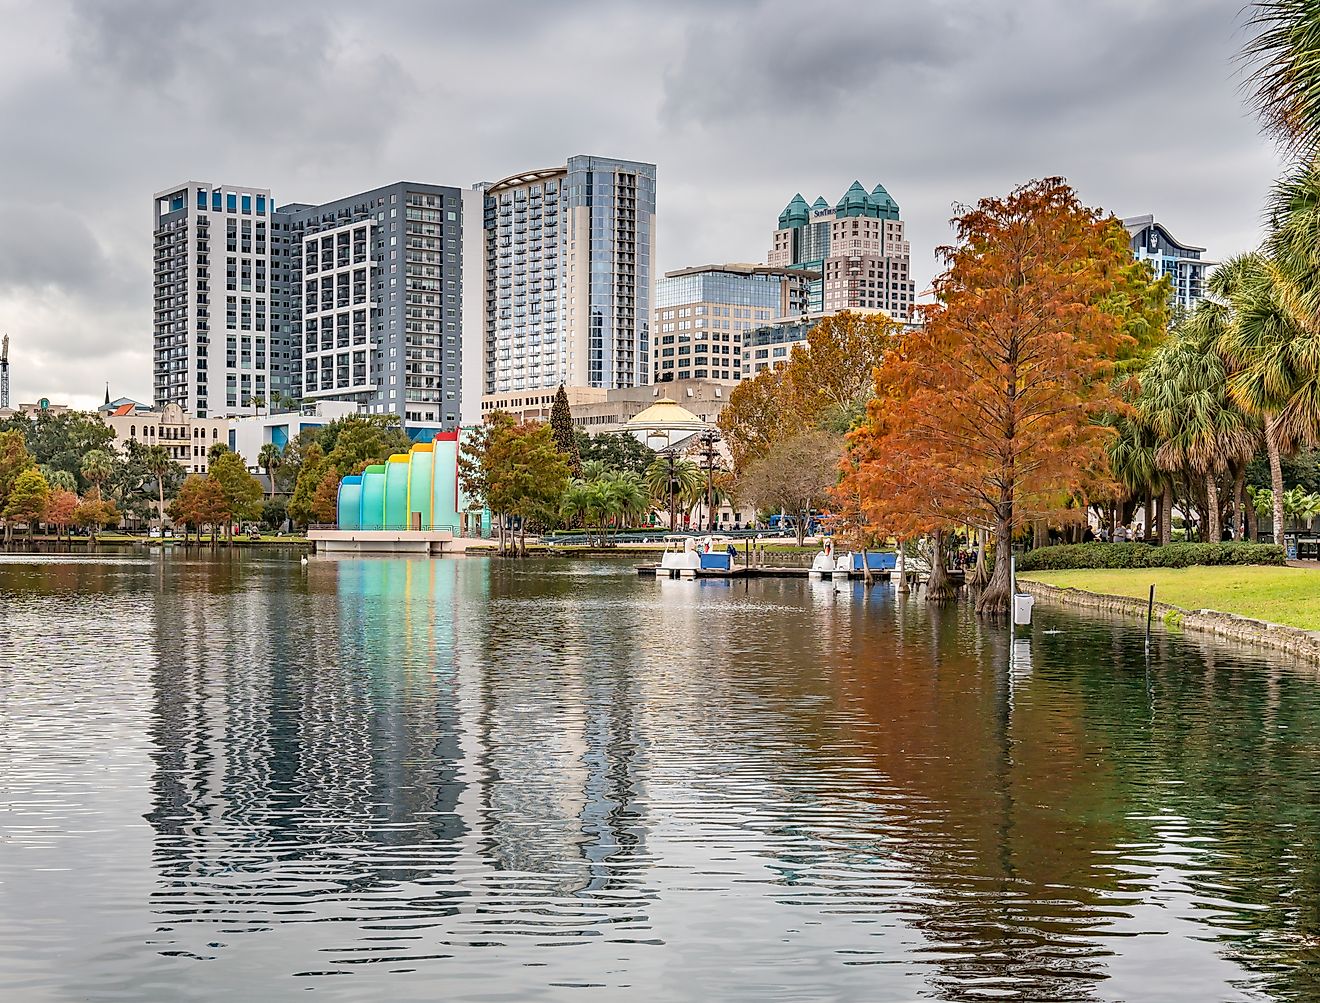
[432,437,459,531]
[408,449,434,528]
[337,476,362,530]
[360,466,387,530]
[384,459,409,530]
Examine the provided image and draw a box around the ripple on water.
[1,555,1318,1002]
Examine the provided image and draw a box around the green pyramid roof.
[836,180,878,218]
[811,196,830,211]
[871,183,899,220]
[778,193,809,229]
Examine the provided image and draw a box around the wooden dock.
[635,565,966,583]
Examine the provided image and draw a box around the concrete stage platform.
[307,529,483,556]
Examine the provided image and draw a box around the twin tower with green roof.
[777,181,901,229]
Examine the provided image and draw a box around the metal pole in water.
[1009,555,1016,663]
[1145,584,1155,653]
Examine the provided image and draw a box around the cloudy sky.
[0,0,1286,409]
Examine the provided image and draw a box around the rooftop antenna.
[0,334,9,410]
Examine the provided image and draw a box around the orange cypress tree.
[854,178,1156,614]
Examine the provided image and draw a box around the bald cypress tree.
[550,384,581,476]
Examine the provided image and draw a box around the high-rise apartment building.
[767,181,915,319]
[153,183,284,418]
[155,181,466,425]
[480,155,656,412]
[282,183,464,425]
[653,264,813,383]
[1122,214,1212,314]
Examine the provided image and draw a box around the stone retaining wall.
[1020,580,1320,665]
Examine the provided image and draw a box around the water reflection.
[1,554,1319,1000]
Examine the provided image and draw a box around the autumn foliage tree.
[850,178,1165,615]
[719,310,897,470]
[44,488,79,542]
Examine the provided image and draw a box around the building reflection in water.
[125,554,1320,1000]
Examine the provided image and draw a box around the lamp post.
[697,428,722,533]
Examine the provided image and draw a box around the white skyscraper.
[153,183,282,418]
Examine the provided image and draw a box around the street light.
[696,428,722,533]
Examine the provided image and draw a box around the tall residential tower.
[282,183,465,426]
[153,183,286,418]
[155,180,467,426]
[480,155,656,414]
[1122,214,1213,314]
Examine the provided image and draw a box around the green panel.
[384,459,409,530]
[432,437,459,531]
[408,449,434,529]
[359,466,387,530]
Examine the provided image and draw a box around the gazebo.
[624,396,712,452]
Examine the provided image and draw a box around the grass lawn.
[1023,566,1320,632]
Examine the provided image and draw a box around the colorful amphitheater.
[335,431,462,532]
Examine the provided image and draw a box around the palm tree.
[644,455,703,532]
[1244,1,1320,161]
[1211,250,1320,542]
[1140,307,1258,542]
[246,394,267,417]
[80,449,114,501]
[257,443,283,499]
[141,444,174,529]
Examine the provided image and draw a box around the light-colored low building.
[230,400,359,467]
[570,379,732,434]
[99,401,230,475]
[479,385,607,424]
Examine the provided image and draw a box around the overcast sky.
[0,0,1286,409]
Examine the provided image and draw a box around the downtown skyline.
[0,0,1286,409]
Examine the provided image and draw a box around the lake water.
[2,552,1319,1002]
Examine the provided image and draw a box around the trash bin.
[1013,592,1034,625]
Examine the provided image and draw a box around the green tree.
[4,468,49,540]
[644,454,703,532]
[288,443,328,528]
[1244,0,1320,159]
[549,384,581,476]
[738,430,842,546]
[483,421,571,556]
[79,449,114,501]
[0,411,115,491]
[209,452,264,543]
[458,412,516,547]
[1140,306,1259,542]
[0,429,36,541]
[261,498,288,532]
[324,418,413,477]
[257,443,283,499]
[40,466,78,493]
[575,429,655,476]
[140,444,182,529]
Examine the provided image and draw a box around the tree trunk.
[976,511,1012,616]
[1246,493,1258,543]
[1231,465,1246,541]
[1144,491,1154,542]
[1266,416,1285,544]
[970,528,990,589]
[924,530,956,602]
[1160,484,1173,546]
[157,477,166,530]
[860,547,873,586]
[1206,474,1221,543]
[895,538,908,594]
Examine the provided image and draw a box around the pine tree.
[549,384,581,476]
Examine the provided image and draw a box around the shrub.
[1016,541,1286,572]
